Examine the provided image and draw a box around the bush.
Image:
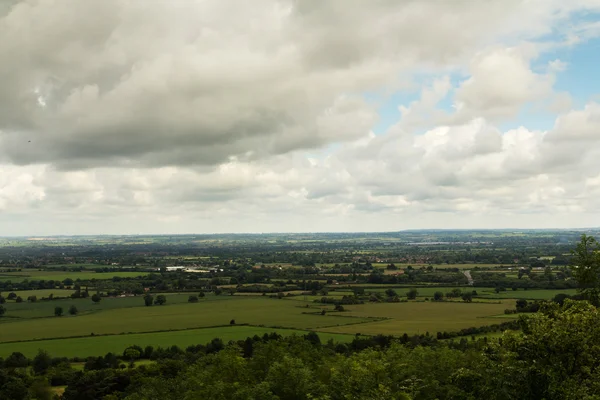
[144,294,153,306]
[406,289,418,300]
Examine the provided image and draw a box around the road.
[463,270,474,285]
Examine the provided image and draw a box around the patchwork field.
[0,293,194,319]
[0,270,150,282]
[0,280,570,358]
[329,286,574,300]
[0,296,371,343]
[318,300,512,335]
[0,326,356,358]
[0,289,76,298]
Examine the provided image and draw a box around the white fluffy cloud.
[1,0,600,234]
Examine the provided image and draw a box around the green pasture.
[362,286,469,297]
[379,263,504,270]
[0,326,355,358]
[0,293,203,319]
[332,285,575,301]
[0,289,75,298]
[0,297,372,343]
[319,300,512,336]
[0,270,150,282]
[43,264,107,269]
[476,288,578,300]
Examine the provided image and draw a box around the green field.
[318,263,503,271]
[0,289,524,357]
[42,264,108,269]
[0,297,372,343]
[331,286,576,301]
[0,293,196,319]
[0,326,355,358]
[319,300,512,335]
[0,289,75,298]
[381,263,505,270]
[0,270,150,282]
[476,288,578,300]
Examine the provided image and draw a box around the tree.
[188,295,199,303]
[7,292,16,300]
[434,291,444,301]
[214,288,223,296]
[4,351,29,368]
[385,288,397,298]
[461,292,473,302]
[198,291,205,298]
[406,289,418,300]
[154,294,166,305]
[69,305,78,315]
[0,295,5,304]
[516,299,528,310]
[570,234,600,305]
[144,294,153,306]
[496,300,600,398]
[27,295,37,302]
[54,306,63,317]
[230,319,236,325]
[91,293,102,303]
[15,296,23,303]
[32,350,52,375]
[29,378,53,400]
[124,347,141,361]
[0,305,5,317]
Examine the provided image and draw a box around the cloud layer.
[1,0,600,234]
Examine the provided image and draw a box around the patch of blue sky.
[532,12,600,108]
[505,28,600,132]
[365,74,461,135]
[366,15,599,137]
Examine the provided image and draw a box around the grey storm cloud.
[0,0,587,170]
[2,0,600,235]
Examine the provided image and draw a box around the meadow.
[318,300,512,335]
[0,289,75,298]
[475,288,578,299]
[0,293,193,319]
[330,286,574,300]
[0,326,356,358]
[0,296,373,343]
[0,287,523,357]
[0,270,150,282]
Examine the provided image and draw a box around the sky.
[1,0,600,236]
